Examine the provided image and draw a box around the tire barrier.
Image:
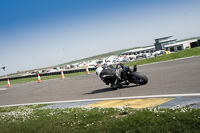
[0,68,97,81]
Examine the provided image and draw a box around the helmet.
[96,67,103,77]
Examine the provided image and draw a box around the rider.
[116,63,130,85]
[96,63,129,89]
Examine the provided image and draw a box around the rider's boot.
[111,78,118,89]
[120,79,126,85]
[133,65,137,72]
[120,79,130,85]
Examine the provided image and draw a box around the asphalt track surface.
[0,56,200,106]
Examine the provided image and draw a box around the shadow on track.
[84,85,139,95]
[84,87,113,95]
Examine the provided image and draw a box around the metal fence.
[0,68,96,81]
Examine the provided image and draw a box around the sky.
[0,0,200,75]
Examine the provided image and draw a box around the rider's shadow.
[84,87,113,95]
[84,85,138,95]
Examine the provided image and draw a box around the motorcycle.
[96,64,148,90]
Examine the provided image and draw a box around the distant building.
[164,39,198,52]
[120,35,199,56]
[154,36,176,51]
[121,46,155,55]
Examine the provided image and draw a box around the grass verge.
[0,105,200,133]
[0,71,94,86]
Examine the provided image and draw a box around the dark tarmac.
[0,56,200,107]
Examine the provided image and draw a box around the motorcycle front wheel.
[129,72,148,85]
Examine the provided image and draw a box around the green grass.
[125,47,200,66]
[0,105,200,133]
[0,71,94,86]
